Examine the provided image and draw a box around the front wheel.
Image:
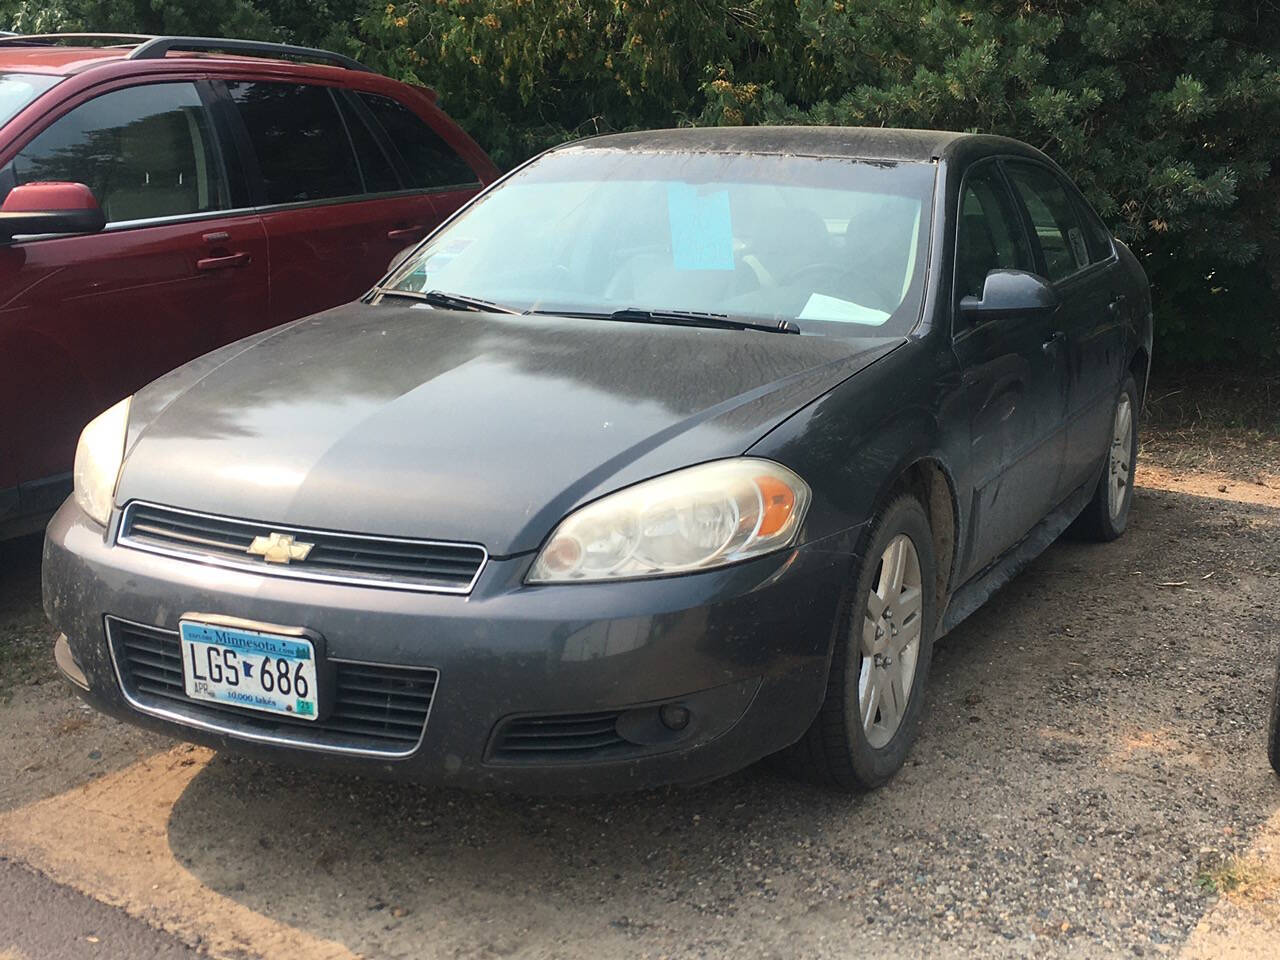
[782,494,936,791]
[1072,374,1139,542]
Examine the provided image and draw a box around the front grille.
[489,711,628,763]
[108,618,436,756]
[118,501,486,594]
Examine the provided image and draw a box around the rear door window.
[0,81,226,223]
[335,93,401,194]
[1004,162,1091,282]
[357,93,477,190]
[228,82,362,205]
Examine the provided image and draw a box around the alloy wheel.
[1108,394,1134,520]
[857,533,924,748]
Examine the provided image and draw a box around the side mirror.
[960,269,1059,323]
[0,182,106,242]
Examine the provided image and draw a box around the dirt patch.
[1142,370,1280,486]
[1,415,1278,959]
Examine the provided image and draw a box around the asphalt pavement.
[0,856,199,959]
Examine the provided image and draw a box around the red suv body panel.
[0,47,498,536]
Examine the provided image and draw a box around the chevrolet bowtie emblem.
[247,532,315,565]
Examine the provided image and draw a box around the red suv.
[0,34,499,537]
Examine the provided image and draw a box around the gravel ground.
[0,420,1278,959]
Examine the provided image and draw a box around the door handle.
[1108,294,1128,316]
[196,252,252,271]
[1042,330,1067,353]
[386,225,427,241]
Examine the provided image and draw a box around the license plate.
[179,620,320,721]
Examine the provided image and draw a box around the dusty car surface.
[0,33,498,539]
[43,126,1152,793]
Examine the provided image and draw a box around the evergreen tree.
[2,0,1276,365]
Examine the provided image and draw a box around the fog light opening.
[659,703,690,731]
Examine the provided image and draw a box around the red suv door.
[0,78,269,517]
[221,79,488,323]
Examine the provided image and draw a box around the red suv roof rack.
[0,33,370,71]
[0,33,153,46]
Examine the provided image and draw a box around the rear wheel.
[1073,374,1139,542]
[783,494,936,791]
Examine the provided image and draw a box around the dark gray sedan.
[44,127,1151,793]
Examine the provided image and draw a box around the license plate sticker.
[179,620,320,721]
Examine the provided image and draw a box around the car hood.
[116,303,903,555]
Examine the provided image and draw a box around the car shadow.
[150,483,1277,956]
[0,532,43,613]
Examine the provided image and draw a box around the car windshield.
[383,148,936,337]
[0,73,59,128]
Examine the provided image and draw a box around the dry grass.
[1197,854,1280,902]
[1142,371,1280,482]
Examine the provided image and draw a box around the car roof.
[0,45,131,74]
[555,126,1047,165]
[0,39,363,78]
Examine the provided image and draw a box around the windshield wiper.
[379,288,520,315]
[529,307,800,335]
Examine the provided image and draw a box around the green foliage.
[1,0,1276,367]
[0,0,273,38]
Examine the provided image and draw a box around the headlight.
[73,396,131,526]
[528,458,811,583]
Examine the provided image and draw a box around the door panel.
[258,194,441,323]
[0,79,269,493]
[954,316,1068,577]
[1057,268,1126,489]
[951,162,1068,579]
[0,215,269,486]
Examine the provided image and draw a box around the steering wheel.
[777,261,901,313]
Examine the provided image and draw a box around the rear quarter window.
[357,93,477,190]
[1076,198,1115,264]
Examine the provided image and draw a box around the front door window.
[0,82,226,223]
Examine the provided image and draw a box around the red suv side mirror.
[0,182,106,242]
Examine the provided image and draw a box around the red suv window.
[227,81,363,205]
[357,92,478,190]
[0,82,227,222]
[334,93,400,194]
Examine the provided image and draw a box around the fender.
[749,338,971,551]
[0,323,103,488]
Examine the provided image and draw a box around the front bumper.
[44,500,857,792]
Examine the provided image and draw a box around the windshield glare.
[386,148,936,337]
[0,73,59,128]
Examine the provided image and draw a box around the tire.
[1072,374,1139,542]
[1268,650,1280,778]
[781,494,936,792]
